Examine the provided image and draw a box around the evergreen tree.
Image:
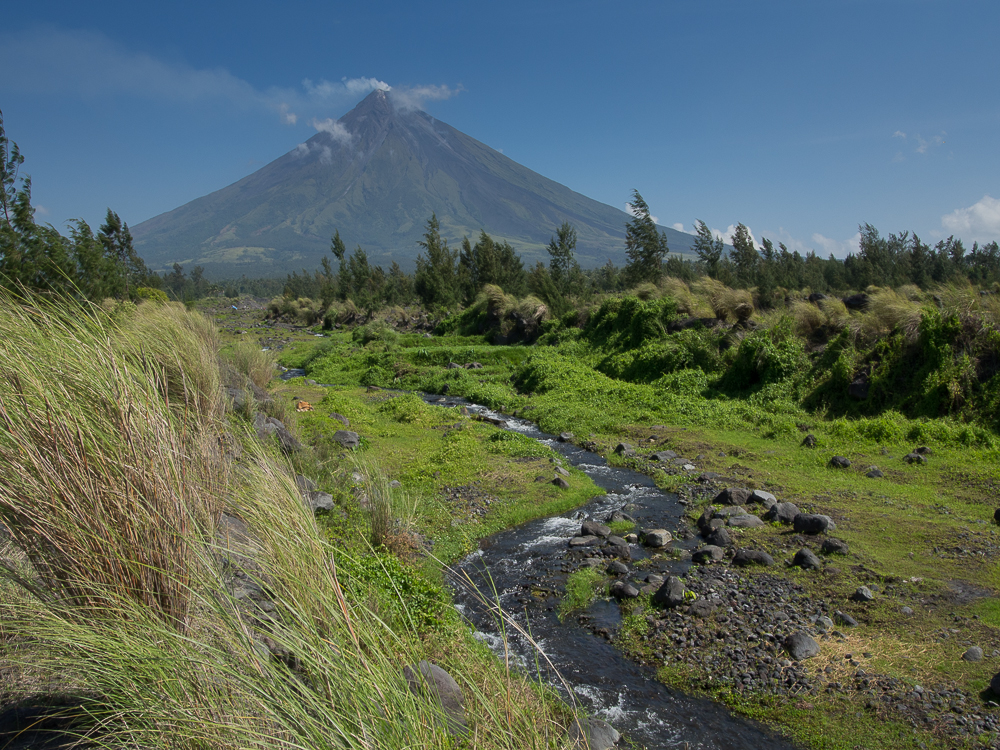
[729,223,759,287]
[547,222,579,289]
[414,214,459,310]
[623,191,668,285]
[331,230,348,301]
[692,220,724,279]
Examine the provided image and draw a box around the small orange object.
[295,400,314,412]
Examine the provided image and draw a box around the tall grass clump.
[0,292,578,749]
[0,295,225,631]
[224,340,277,390]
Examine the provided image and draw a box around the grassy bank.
[267,279,1000,750]
[0,293,595,749]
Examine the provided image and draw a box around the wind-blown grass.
[0,292,579,749]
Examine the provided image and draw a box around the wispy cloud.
[0,27,395,125]
[310,117,354,146]
[891,128,947,155]
[388,84,464,112]
[757,226,860,259]
[941,195,1000,243]
[672,222,684,233]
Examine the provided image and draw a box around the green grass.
[558,568,606,620]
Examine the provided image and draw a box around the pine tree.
[414,214,459,310]
[623,191,668,285]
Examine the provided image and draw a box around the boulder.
[306,491,334,513]
[962,646,983,662]
[829,456,851,469]
[851,586,875,602]
[641,529,672,547]
[329,412,350,427]
[821,538,850,555]
[558,432,575,442]
[609,580,640,599]
[833,610,858,627]
[732,548,774,567]
[903,452,927,465]
[692,545,725,564]
[995,507,1000,525]
[567,716,620,750]
[842,293,870,311]
[801,434,818,448]
[649,450,678,462]
[332,430,360,450]
[808,292,828,302]
[866,467,884,478]
[991,672,1000,697]
[568,535,601,548]
[581,520,611,538]
[705,526,732,548]
[913,446,933,455]
[793,513,831,535]
[403,661,467,737]
[696,507,716,531]
[555,466,570,478]
[688,598,716,618]
[606,560,629,576]
[613,443,635,457]
[749,490,777,510]
[848,374,870,400]
[764,502,800,524]
[552,477,570,490]
[714,487,751,506]
[783,631,820,661]
[606,535,628,550]
[728,514,764,529]
[651,576,688,608]
[792,548,822,570]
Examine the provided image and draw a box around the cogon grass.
[0,291,584,749]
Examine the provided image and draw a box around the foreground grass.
[0,294,592,749]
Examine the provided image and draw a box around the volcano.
[133,89,695,276]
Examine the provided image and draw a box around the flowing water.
[281,370,796,748]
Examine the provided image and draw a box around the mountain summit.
[133,89,695,276]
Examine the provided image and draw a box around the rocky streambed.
[430,398,1000,750]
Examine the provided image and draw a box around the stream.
[425,394,798,750]
[282,369,797,749]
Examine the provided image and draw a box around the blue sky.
[2,0,998,261]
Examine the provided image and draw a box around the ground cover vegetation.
[257,263,1000,749]
[0,292,608,749]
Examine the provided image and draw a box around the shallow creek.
[282,369,796,748]
[422,394,797,749]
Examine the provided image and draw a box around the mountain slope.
[133,90,696,276]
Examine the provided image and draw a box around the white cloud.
[893,130,907,139]
[941,195,1000,243]
[0,27,393,126]
[711,224,761,251]
[35,204,50,216]
[310,117,354,146]
[388,84,464,112]
[672,222,684,233]
[756,226,860,259]
[811,231,862,259]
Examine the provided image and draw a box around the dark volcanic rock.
[687,598,717,618]
[552,477,570,489]
[821,538,850,555]
[613,443,635,457]
[792,547,822,570]
[866,467,884,478]
[652,576,688,608]
[828,455,851,469]
[732,548,774,567]
[783,631,820,660]
[801,434,817,448]
[842,293,870,311]
[714,487,751,506]
[793,513,830,535]
[610,580,640,599]
[567,716,620,750]
[851,586,875,602]
[764,502,800,524]
[692,545,725,564]
[581,520,611,538]
[904,452,927,465]
[404,661,467,736]
[705,526,732,548]
[333,430,360,449]
[728,514,764,529]
[834,610,858,627]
